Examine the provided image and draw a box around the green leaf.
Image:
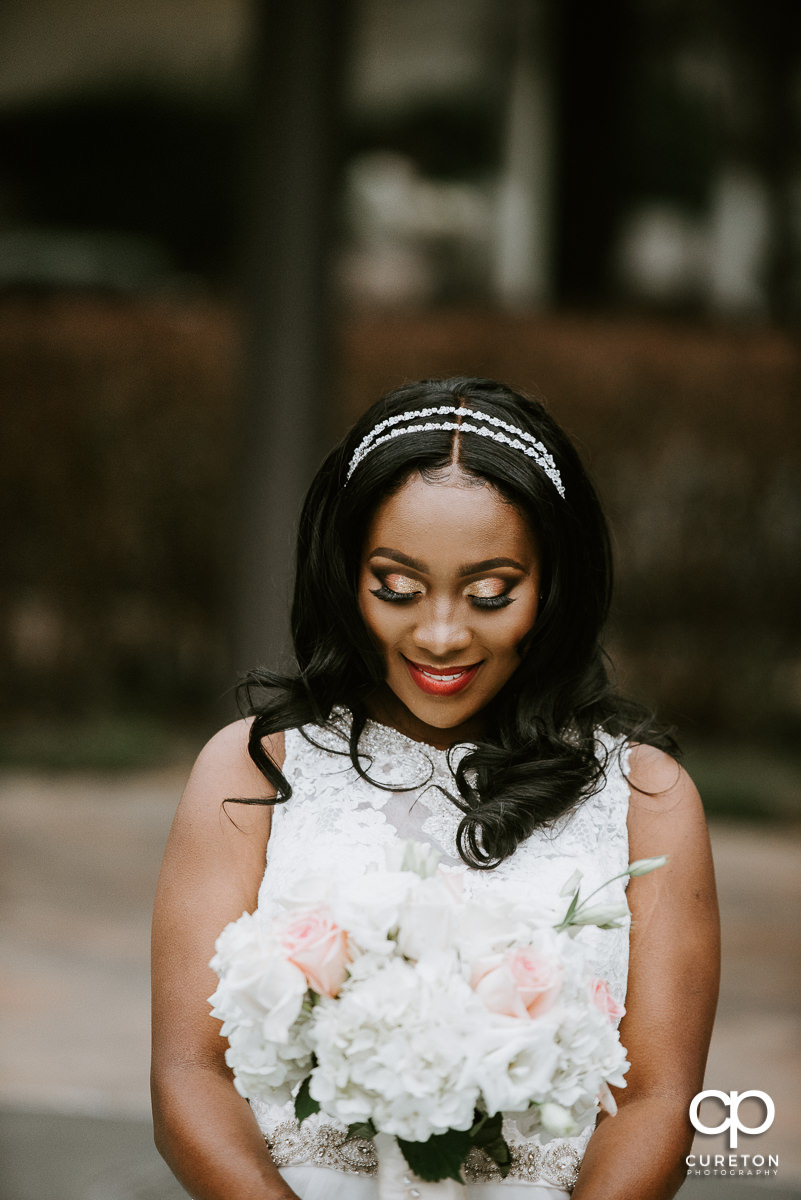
[469,1111,511,1177]
[397,1128,472,1183]
[346,1120,377,1141]
[468,1110,495,1141]
[294,1076,320,1124]
[556,889,581,931]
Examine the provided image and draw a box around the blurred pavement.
[0,767,799,1199]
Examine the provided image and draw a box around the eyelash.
[369,584,514,610]
[470,593,513,610]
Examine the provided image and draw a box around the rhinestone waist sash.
[265,1118,582,1190]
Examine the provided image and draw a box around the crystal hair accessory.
[344,406,565,498]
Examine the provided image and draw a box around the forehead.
[362,472,538,562]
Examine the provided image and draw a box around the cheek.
[357,599,379,647]
[494,600,539,659]
[358,592,397,653]
[357,575,378,628]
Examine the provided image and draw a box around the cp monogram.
[689,1090,775,1149]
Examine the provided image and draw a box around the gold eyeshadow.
[466,578,507,599]
[383,573,423,594]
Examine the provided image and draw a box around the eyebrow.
[368,548,527,576]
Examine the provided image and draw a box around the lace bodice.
[251,709,631,1190]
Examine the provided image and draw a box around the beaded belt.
[265,1119,582,1190]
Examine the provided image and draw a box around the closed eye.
[464,577,516,609]
[467,593,514,610]
[369,582,422,603]
[370,583,515,608]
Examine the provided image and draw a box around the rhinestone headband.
[344,405,565,497]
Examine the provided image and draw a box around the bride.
[151,377,719,1199]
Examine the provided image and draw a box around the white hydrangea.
[209,910,307,1043]
[308,957,484,1142]
[223,1015,314,1105]
[471,1015,562,1117]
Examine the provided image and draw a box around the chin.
[416,708,471,730]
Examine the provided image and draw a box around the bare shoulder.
[152,721,288,1077]
[161,719,285,860]
[192,717,285,778]
[182,718,285,810]
[625,743,709,862]
[155,719,285,919]
[627,742,690,800]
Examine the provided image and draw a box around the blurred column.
[551,0,631,305]
[745,3,801,324]
[492,0,554,308]
[230,0,350,684]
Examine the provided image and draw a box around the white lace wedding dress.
[250,709,631,1199]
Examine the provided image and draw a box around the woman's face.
[357,470,542,746]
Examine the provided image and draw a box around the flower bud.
[569,901,629,927]
[539,1102,579,1138]
[626,855,668,877]
[401,841,441,878]
[559,869,583,897]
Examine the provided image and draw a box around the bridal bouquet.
[209,844,665,1188]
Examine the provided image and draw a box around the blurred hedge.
[3,295,800,743]
[1,295,237,716]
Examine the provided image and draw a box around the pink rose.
[471,947,562,1019]
[279,907,351,998]
[589,977,626,1023]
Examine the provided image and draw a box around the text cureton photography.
[685,1153,779,1180]
[686,1088,781,1180]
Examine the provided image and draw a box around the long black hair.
[240,377,678,868]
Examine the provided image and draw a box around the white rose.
[396,876,460,960]
[472,1018,561,1116]
[453,888,558,964]
[539,1102,580,1138]
[333,870,416,954]
[209,912,308,1042]
[278,872,334,910]
[451,898,521,960]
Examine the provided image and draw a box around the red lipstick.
[404,657,482,696]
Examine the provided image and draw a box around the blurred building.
[0,0,799,318]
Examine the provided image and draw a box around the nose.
[411,599,473,660]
